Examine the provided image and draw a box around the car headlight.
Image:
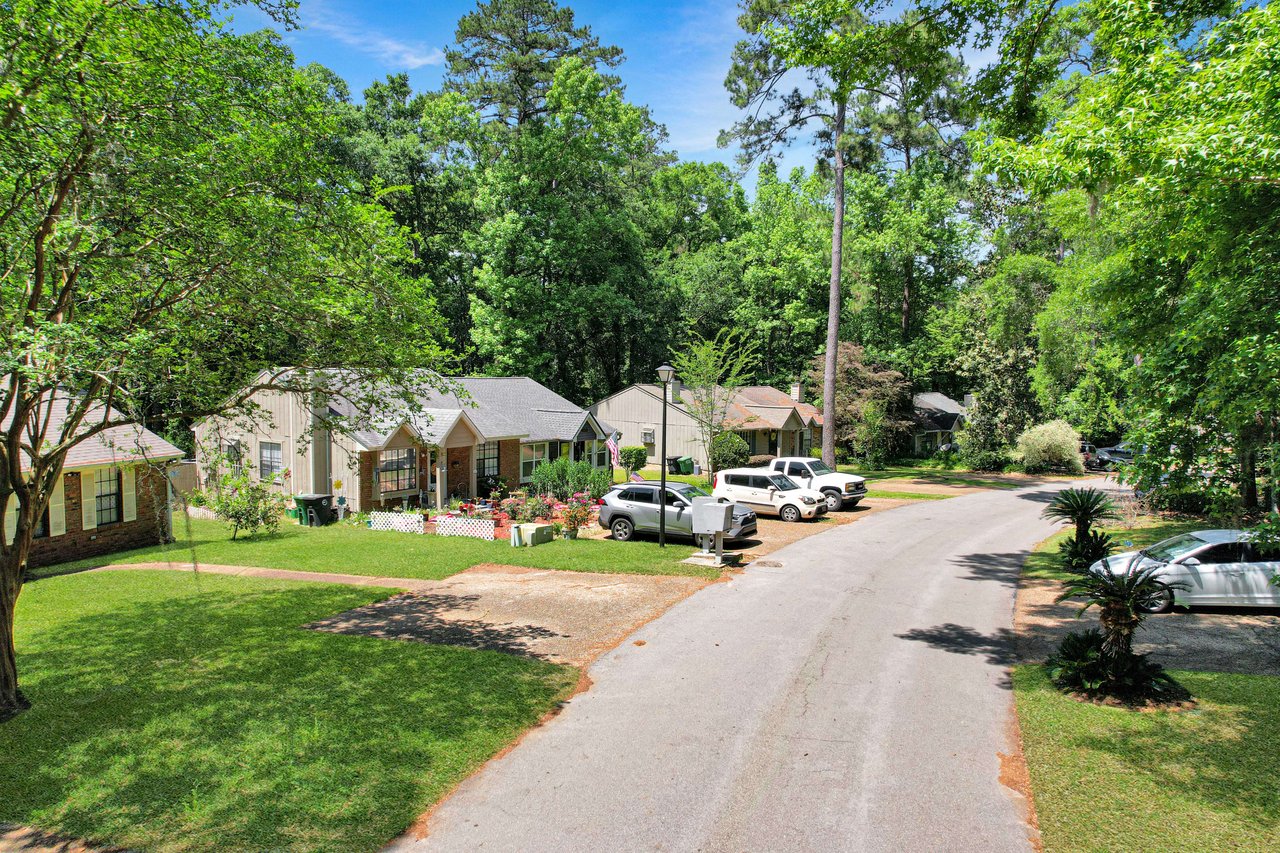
[801,496,816,505]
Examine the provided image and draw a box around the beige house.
[193,373,612,512]
[589,381,822,468]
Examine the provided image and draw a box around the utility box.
[517,523,555,546]
[692,497,732,535]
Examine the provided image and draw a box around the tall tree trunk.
[0,551,27,718]
[821,100,846,468]
[1241,443,1258,511]
[901,257,913,343]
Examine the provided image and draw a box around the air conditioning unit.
[640,427,656,444]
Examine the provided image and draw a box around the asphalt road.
[394,481,1076,853]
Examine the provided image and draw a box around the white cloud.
[305,2,444,70]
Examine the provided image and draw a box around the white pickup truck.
[767,457,868,511]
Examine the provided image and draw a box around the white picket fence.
[368,511,426,535]
[434,515,497,541]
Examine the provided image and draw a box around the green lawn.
[839,462,1028,490]
[1024,516,1206,581]
[1,571,578,852]
[1015,665,1280,852]
[614,467,710,488]
[34,517,708,581]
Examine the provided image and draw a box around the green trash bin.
[677,456,694,475]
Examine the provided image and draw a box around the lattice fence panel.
[185,506,218,521]
[369,511,426,535]
[435,516,497,541]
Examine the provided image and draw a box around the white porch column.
[468,445,477,498]
[436,452,446,509]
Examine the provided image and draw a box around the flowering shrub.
[212,473,287,540]
[525,493,556,521]
[561,492,595,531]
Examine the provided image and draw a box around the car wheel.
[611,518,635,542]
[1138,584,1174,614]
[780,504,801,523]
[821,490,843,512]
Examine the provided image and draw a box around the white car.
[1091,529,1280,612]
[767,456,868,511]
[712,468,828,522]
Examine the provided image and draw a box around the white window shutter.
[49,475,66,536]
[3,498,16,545]
[122,467,137,522]
[82,471,97,530]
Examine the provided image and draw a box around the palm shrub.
[1044,487,1119,569]
[1051,555,1191,702]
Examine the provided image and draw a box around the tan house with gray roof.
[193,373,613,511]
[589,381,823,469]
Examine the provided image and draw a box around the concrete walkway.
[390,480,1078,853]
[91,561,436,590]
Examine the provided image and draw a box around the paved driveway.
[389,481,1076,853]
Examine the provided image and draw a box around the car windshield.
[808,461,834,475]
[679,485,710,498]
[769,474,800,491]
[1144,533,1207,562]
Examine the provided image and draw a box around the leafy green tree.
[808,343,913,463]
[670,329,760,473]
[467,59,667,402]
[444,0,623,129]
[979,0,1280,509]
[0,0,449,714]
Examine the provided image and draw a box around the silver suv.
[598,481,757,546]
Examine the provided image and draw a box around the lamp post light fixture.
[656,363,676,547]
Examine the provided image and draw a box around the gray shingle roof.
[2,394,184,472]
[913,392,967,432]
[316,372,599,449]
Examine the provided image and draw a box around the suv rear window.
[619,487,654,503]
[726,474,748,486]
[749,475,773,489]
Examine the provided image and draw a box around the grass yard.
[34,517,707,581]
[614,467,710,488]
[1023,516,1206,581]
[1,571,578,852]
[1014,665,1280,852]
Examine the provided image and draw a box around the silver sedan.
[1091,529,1280,612]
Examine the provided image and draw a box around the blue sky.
[230,0,815,177]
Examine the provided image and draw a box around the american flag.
[606,434,621,467]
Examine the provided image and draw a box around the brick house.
[192,373,614,512]
[2,399,184,569]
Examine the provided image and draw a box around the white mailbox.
[692,497,733,535]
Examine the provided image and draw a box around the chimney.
[789,380,802,402]
[667,380,682,404]
[963,392,975,410]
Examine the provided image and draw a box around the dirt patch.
[1015,575,1280,675]
[0,825,116,853]
[998,703,1043,853]
[305,564,710,667]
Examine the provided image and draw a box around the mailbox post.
[691,497,733,566]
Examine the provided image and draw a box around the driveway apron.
[394,481,1077,852]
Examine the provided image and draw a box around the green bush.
[961,447,1010,472]
[709,432,749,471]
[1017,420,1085,474]
[748,453,776,467]
[619,446,648,474]
[1059,530,1116,571]
[212,475,287,540]
[528,456,611,500]
[1047,629,1188,703]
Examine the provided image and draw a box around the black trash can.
[294,493,336,527]
[665,455,682,474]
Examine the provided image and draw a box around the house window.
[476,442,499,478]
[223,441,243,476]
[95,468,122,526]
[592,439,609,468]
[32,506,49,540]
[378,448,417,494]
[520,442,548,481]
[260,442,283,479]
